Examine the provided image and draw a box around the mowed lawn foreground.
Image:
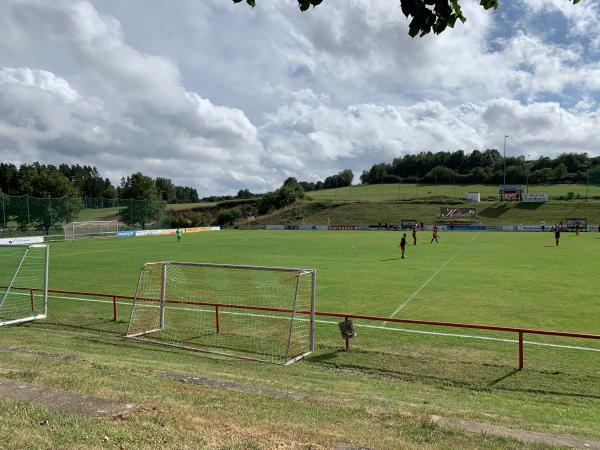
[1,230,600,449]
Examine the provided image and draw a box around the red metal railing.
[12,287,600,370]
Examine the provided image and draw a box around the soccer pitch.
[2,230,600,448]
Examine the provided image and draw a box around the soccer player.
[176,228,182,242]
[575,224,581,236]
[554,227,560,246]
[431,225,439,243]
[400,233,407,259]
[412,226,417,246]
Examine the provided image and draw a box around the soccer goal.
[125,262,316,364]
[64,220,119,240]
[0,244,49,327]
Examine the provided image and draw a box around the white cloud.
[0,0,599,195]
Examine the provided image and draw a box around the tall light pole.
[503,135,509,186]
[526,154,531,193]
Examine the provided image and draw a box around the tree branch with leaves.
[233,0,581,38]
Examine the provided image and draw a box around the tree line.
[358,150,600,186]
[0,162,199,203]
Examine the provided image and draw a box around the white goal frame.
[64,220,119,240]
[0,244,49,327]
[125,262,316,365]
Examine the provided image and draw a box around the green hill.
[252,199,600,226]
[307,183,600,202]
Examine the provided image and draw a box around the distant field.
[308,183,600,202]
[1,230,600,448]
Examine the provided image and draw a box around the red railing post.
[30,289,35,311]
[518,331,524,369]
[112,296,117,321]
[215,305,220,334]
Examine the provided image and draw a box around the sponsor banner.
[117,231,136,238]
[295,225,328,230]
[589,225,599,232]
[565,218,587,230]
[499,184,524,194]
[502,226,514,231]
[466,192,480,202]
[210,226,221,231]
[517,225,544,231]
[448,225,476,231]
[0,236,44,246]
[161,229,176,235]
[266,225,285,230]
[329,225,360,231]
[135,230,163,237]
[522,193,548,202]
[400,219,417,230]
[484,225,503,231]
[440,207,476,219]
[359,224,370,230]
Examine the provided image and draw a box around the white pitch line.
[39,293,600,354]
[385,232,480,324]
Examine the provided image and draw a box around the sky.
[1,0,599,195]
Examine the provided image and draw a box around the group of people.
[399,225,438,259]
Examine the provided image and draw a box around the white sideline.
[385,232,480,324]
[41,293,600,354]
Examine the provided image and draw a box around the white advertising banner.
[522,193,548,202]
[0,236,45,245]
[266,225,285,230]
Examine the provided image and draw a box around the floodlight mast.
[503,135,509,186]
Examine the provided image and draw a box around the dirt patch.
[0,345,81,361]
[162,371,304,400]
[431,415,600,449]
[0,377,136,417]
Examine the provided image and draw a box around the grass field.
[1,230,600,448]
[307,183,600,202]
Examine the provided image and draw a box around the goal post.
[125,262,316,364]
[64,220,119,240]
[0,244,48,327]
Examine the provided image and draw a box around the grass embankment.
[1,231,600,448]
[254,199,600,226]
[308,183,600,202]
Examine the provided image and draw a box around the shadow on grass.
[40,319,125,336]
[478,203,513,219]
[309,349,600,400]
[514,202,543,210]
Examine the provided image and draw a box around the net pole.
[159,263,167,330]
[284,274,302,363]
[43,244,49,316]
[310,270,316,352]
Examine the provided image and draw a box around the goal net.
[125,262,316,364]
[0,244,48,327]
[64,220,119,240]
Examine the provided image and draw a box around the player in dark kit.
[555,227,560,246]
[412,227,417,246]
[400,233,407,259]
[431,225,439,243]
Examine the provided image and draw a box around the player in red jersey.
[554,227,560,246]
[400,233,407,259]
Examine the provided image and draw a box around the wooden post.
[112,296,117,321]
[215,305,220,334]
[30,289,35,311]
[345,316,350,351]
[518,331,524,369]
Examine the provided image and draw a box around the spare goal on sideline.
[64,220,119,240]
[125,262,316,364]
[0,244,49,327]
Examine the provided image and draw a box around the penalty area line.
[385,232,480,325]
